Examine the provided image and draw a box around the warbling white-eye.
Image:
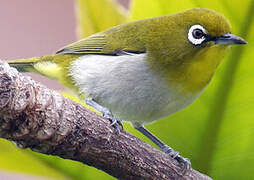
[8,8,247,169]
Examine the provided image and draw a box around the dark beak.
[214,33,247,45]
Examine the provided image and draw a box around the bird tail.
[8,56,46,73]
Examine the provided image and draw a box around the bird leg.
[86,99,190,172]
[135,126,191,173]
[85,99,123,133]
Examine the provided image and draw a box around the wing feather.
[57,20,147,55]
[57,34,109,54]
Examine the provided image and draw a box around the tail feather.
[8,54,82,80]
[8,57,42,72]
[8,62,34,72]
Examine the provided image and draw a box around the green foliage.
[1,0,253,180]
[0,139,65,179]
[130,0,195,20]
[76,0,127,37]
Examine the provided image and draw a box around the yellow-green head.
[129,8,246,93]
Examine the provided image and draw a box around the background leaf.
[0,139,66,179]
[130,0,195,20]
[76,0,127,37]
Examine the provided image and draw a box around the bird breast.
[69,53,201,126]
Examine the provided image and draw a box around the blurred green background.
[0,0,254,179]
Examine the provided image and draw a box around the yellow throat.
[168,45,230,93]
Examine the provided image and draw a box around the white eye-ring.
[188,24,207,46]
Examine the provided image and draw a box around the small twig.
[0,60,212,180]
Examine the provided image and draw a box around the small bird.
[8,8,247,169]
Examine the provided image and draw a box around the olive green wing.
[56,23,147,55]
[57,34,111,54]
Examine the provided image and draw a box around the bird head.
[144,8,247,92]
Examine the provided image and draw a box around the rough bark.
[0,60,212,180]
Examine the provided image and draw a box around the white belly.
[69,54,200,126]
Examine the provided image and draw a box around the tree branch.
[0,60,212,180]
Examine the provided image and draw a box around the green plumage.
[10,8,231,68]
[56,8,231,63]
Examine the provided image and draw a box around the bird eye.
[188,24,207,46]
[192,29,204,39]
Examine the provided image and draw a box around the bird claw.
[104,111,123,133]
[162,145,191,175]
[175,156,191,175]
[85,99,123,133]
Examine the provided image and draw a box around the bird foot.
[103,109,123,133]
[85,99,123,133]
[162,145,191,175]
